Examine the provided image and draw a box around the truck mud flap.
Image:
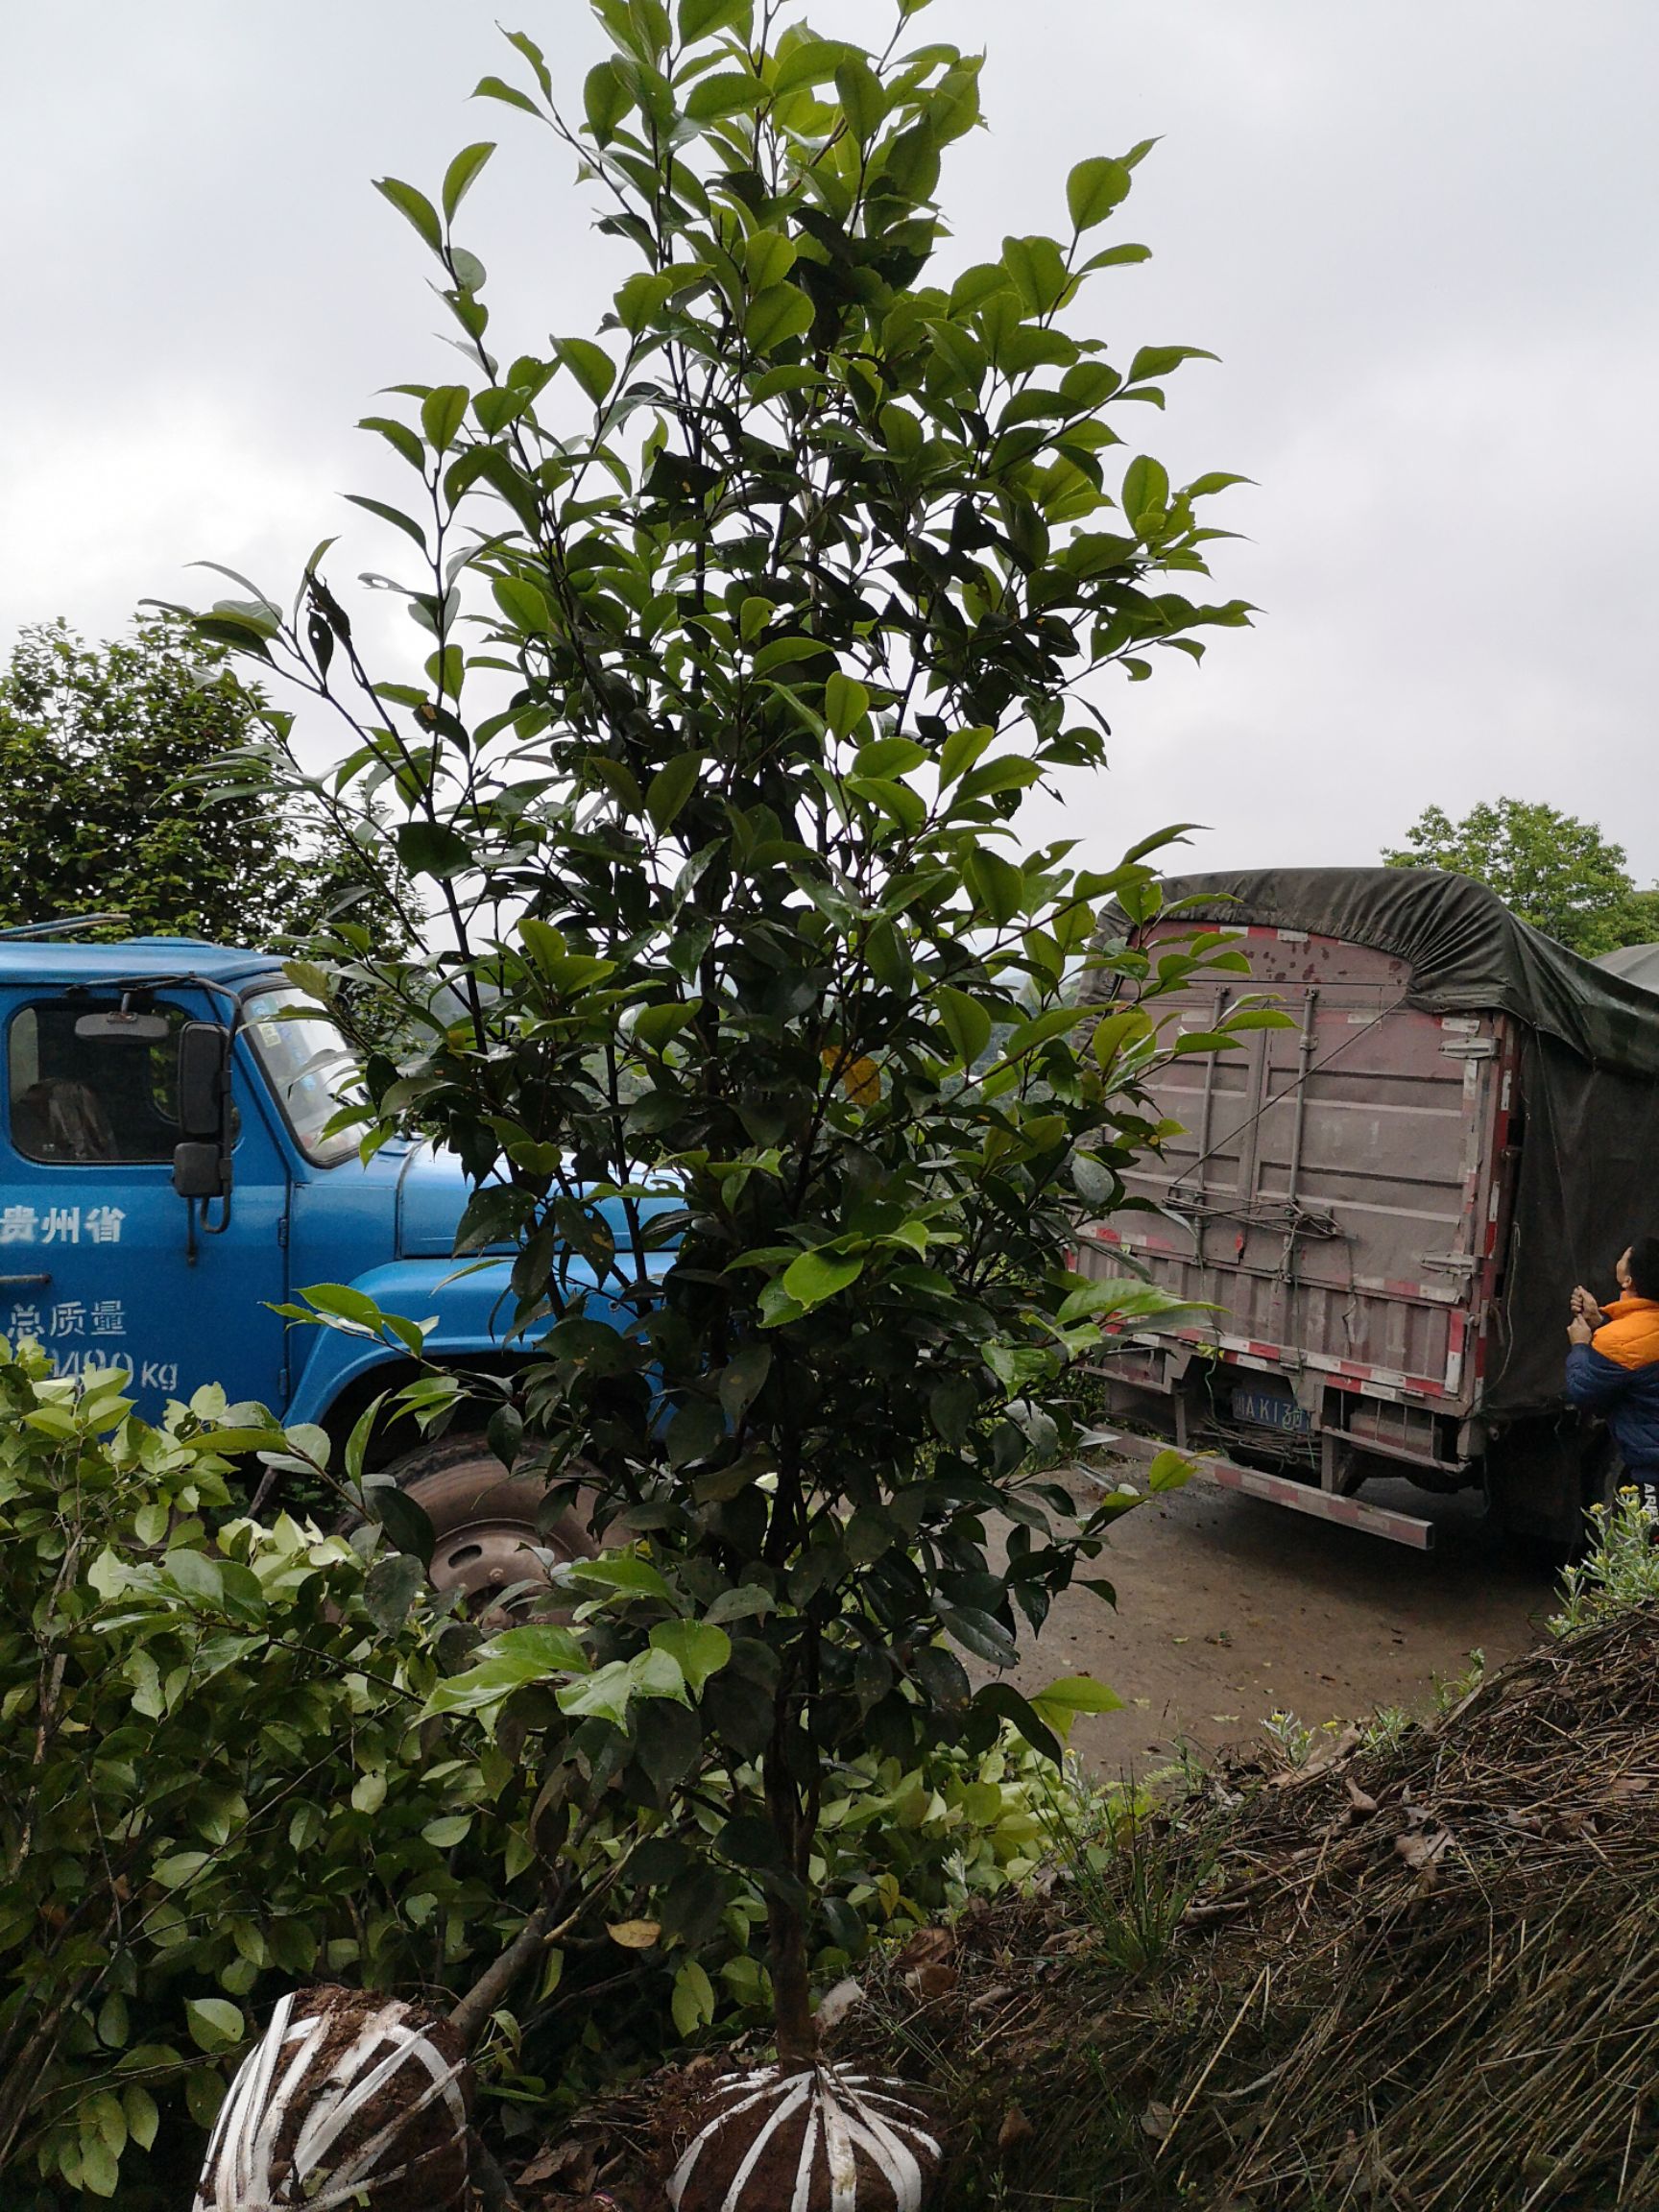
[1078,1430,1436,1551]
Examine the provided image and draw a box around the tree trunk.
[765,1884,816,2066]
[764,1702,818,2066]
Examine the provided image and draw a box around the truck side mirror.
[178,1022,230,1140]
[174,1022,234,1211]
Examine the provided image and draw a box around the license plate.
[1231,1384,1311,1435]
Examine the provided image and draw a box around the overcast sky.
[4,2,1657,883]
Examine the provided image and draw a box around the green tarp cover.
[1133,866,1659,1079]
[1095,867,1659,1418]
[1597,941,1659,993]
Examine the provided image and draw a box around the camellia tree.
[187,0,1269,2190]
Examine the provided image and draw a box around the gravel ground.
[994,1465,1556,1777]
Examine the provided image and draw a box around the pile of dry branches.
[511,1608,1659,2209]
[852,1603,1659,2209]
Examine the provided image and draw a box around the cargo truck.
[0,927,668,1598]
[1077,868,1659,1550]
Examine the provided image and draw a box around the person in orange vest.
[1566,1238,1659,1513]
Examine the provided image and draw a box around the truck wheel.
[380,1438,599,1609]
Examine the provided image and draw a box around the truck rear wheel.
[380,1438,599,1609]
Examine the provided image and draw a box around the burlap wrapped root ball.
[668,2063,946,2212]
[192,1984,474,2211]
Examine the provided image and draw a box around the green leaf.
[474,73,544,117]
[615,269,682,334]
[351,1770,387,1814]
[1128,343,1218,385]
[360,414,426,471]
[79,2137,120,2199]
[649,1619,732,1694]
[1030,1673,1123,1719]
[671,1955,717,2035]
[685,70,762,121]
[303,1282,385,1330]
[344,494,428,551]
[1148,1447,1195,1493]
[421,385,469,452]
[584,60,633,141]
[742,229,798,291]
[555,338,616,405]
[680,0,751,35]
[397,821,474,880]
[1057,1274,1188,1326]
[781,1248,864,1309]
[964,846,1024,926]
[745,283,815,352]
[704,1582,777,1624]
[364,1552,424,1633]
[773,36,853,96]
[633,998,699,1050]
[124,2086,158,2153]
[553,1662,628,1726]
[934,986,991,1067]
[565,1553,674,1600]
[442,141,496,222]
[425,1623,586,1716]
[184,1998,245,2054]
[493,574,553,635]
[373,176,443,252]
[1001,233,1069,316]
[824,671,870,737]
[833,54,887,141]
[939,724,994,787]
[718,1342,772,1422]
[940,1604,1018,1668]
[366,1483,436,1568]
[421,1814,473,1847]
[1121,453,1170,532]
[973,1680,1063,1764]
[1080,240,1152,273]
[1066,156,1133,231]
[647,754,702,831]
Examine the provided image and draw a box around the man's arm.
[1566,1341,1634,1413]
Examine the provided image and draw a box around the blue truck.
[0,928,609,1599]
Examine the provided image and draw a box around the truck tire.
[380,1438,599,1609]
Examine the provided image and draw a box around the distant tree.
[0,614,406,946]
[1383,797,1659,957]
[1613,886,1659,948]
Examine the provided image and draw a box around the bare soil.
[996,1465,1556,1774]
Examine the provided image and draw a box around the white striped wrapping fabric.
[192,1987,471,2211]
[667,2063,943,2212]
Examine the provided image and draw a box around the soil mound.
[512,1607,1659,2210]
[854,1602,1659,2208]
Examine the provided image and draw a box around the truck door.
[0,990,289,1419]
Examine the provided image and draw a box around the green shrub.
[1551,1486,1659,1633]
[0,1344,1092,2198]
[0,1346,545,2200]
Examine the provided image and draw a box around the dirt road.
[998,1466,1557,1778]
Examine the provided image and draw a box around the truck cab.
[0,933,625,1598]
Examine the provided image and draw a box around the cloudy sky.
[4,2,1657,882]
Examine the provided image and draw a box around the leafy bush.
[0,1347,542,2200]
[1551,1485,1659,1633]
[0,1345,1095,2199]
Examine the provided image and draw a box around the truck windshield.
[242,992,361,1165]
